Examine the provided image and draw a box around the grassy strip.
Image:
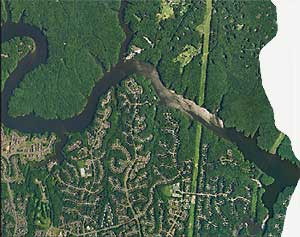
[270,132,285,154]
[187,0,213,236]
[250,173,262,219]
[187,126,202,235]
[197,0,213,106]
[251,185,258,218]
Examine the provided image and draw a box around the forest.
[1,0,298,236]
[124,0,298,236]
[4,0,125,119]
[263,187,294,236]
[1,37,33,91]
[202,0,299,165]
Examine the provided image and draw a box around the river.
[1,1,299,222]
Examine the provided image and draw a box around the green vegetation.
[261,174,275,186]
[5,0,125,119]
[204,0,287,155]
[76,160,85,169]
[156,0,175,22]
[158,184,173,201]
[32,199,51,229]
[22,168,51,234]
[125,0,205,99]
[250,173,261,218]
[191,127,267,236]
[156,0,190,23]
[1,0,298,236]
[44,176,63,228]
[52,74,187,235]
[173,44,201,74]
[187,1,212,236]
[1,153,62,236]
[1,37,33,91]
[269,132,285,154]
[123,3,208,235]
[187,126,201,236]
[1,0,7,23]
[124,4,209,234]
[277,136,300,166]
[264,187,294,236]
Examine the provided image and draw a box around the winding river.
[1,1,299,221]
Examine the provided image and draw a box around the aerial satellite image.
[1,0,299,236]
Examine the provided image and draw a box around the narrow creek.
[1,1,299,221]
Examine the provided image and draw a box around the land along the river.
[1,8,299,223]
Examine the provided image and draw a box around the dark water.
[1,1,299,222]
[1,1,134,135]
[224,129,300,216]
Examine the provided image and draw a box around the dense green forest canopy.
[1,37,33,91]
[1,0,299,236]
[124,0,299,165]
[3,0,124,119]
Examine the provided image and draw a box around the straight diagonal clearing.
[187,0,213,236]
